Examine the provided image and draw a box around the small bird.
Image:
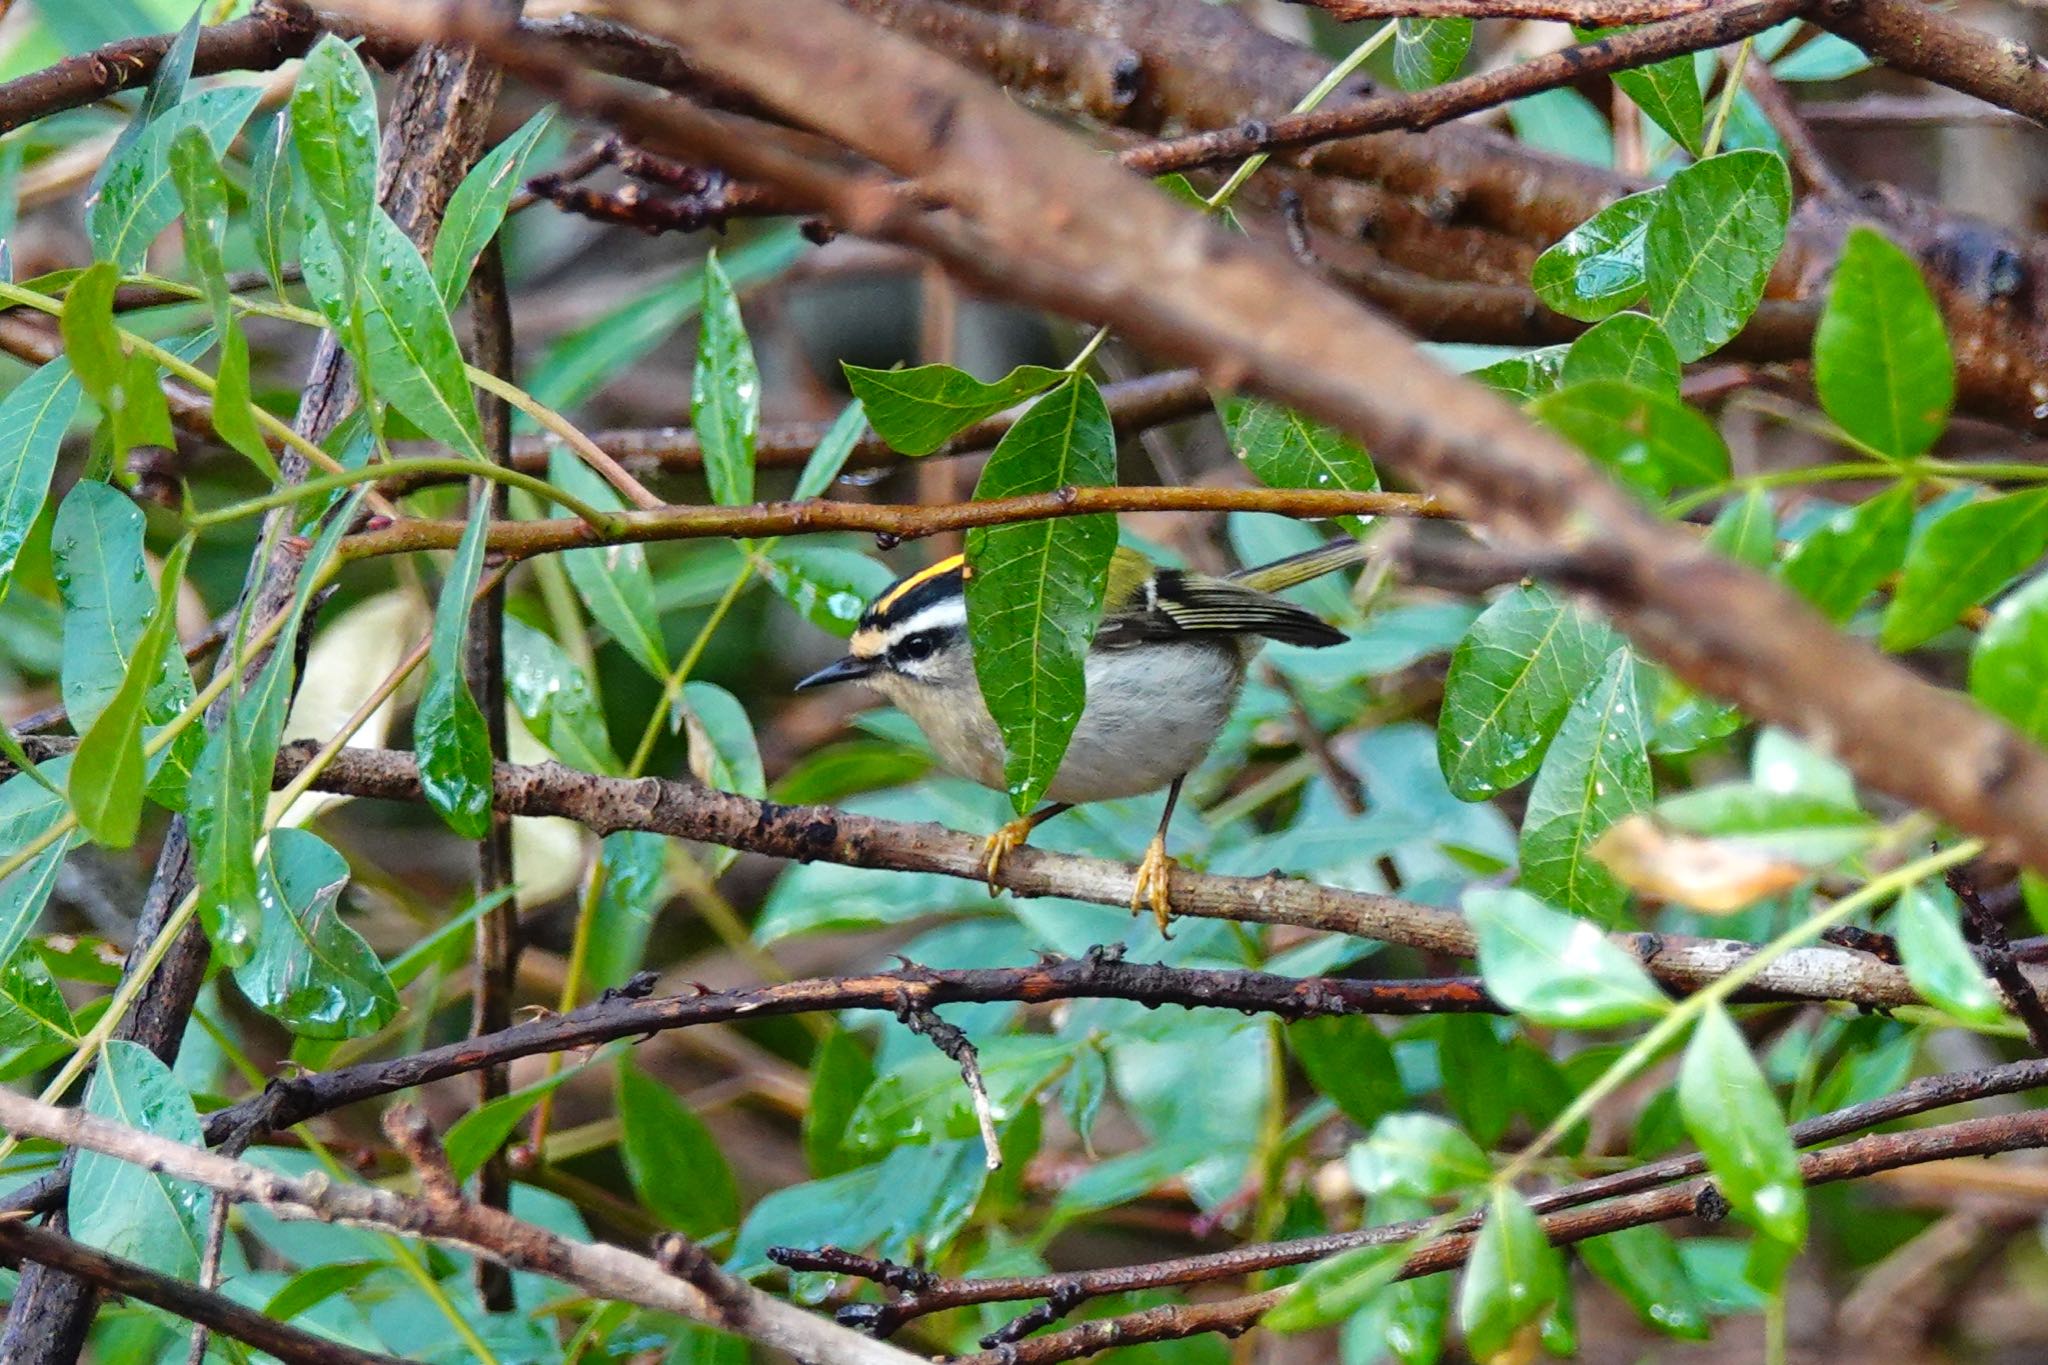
[796,536,1368,932]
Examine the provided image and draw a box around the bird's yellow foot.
[1131,834,1177,937]
[982,818,1037,895]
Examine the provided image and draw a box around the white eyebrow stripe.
[887,598,967,642]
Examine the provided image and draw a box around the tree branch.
[1816,0,2048,127]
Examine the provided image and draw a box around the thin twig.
[900,1002,1004,1170]
[1947,861,2048,1055]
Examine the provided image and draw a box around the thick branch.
[384,0,2048,885]
[1816,0,2048,127]
[243,743,2036,1012]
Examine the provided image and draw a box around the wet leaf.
[0,945,78,1048]
[803,1028,876,1178]
[793,398,870,501]
[71,534,191,848]
[1267,1243,1406,1332]
[1220,396,1377,535]
[503,616,620,774]
[0,358,82,603]
[1561,313,1680,392]
[1517,649,1653,923]
[355,209,487,459]
[169,126,274,477]
[1394,18,1472,89]
[1677,1004,1805,1260]
[1346,1112,1490,1200]
[89,85,261,271]
[963,376,1119,812]
[694,248,759,506]
[1578,1224,1713,1340]
[583,829,668,992]
[1530,191,1658,322]
[1458,1184,1565,1363]
[1288,1015,1402,1131]
[235,827,396,1038]
[759,543,894,638]
[1437,585,1621,801]
[1530,379,1728,496]
[289,36,379,272]
[432,108,554,306]
[251,113,298,300]
[1645,150,1792,361]
[70,1040,210,1278]
[843,362,1064,457]
[416,499,495,838]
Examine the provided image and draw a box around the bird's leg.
[983,802,1074,894]
[1131,775,1187,937]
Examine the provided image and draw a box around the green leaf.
[1814,227,1954,459]
[0,758,76,972]
[1677,1004,1806,1253]
[1971,570,2048,744]
[693,249,760,506]
[730,1140,989,1278]
[549,445,669,679]
[52,479,154,733]
[1469,346,1565,401]
[432,108,554,307]
[963,376,1120,812]
[1578,1224,1713,1340]
[802,1028,876,1177]
[354,208,487,459]
[1458,1185,1565,1363]
[444,1064,584,1181]
[59,262,125,414]
[503,616,620,773]
[1561,313,1680,392]
[0,945,78,1048]
[758,543,894,638]
[529,228,806,415]
[1437,585,1620,801]
[678,680,764,797]
[1267,1244,1406,1332]
[1464,887,1668,1026]
[251,114,298,300]
[618,1056,739,1238]
[234,828,396,1038]
[1509,88,1613,166]
[1655,781,1876,865]
[1884,490,2048,650]
[88,86,262,271]
[289,36,379,271]
[71,535,191,848]
[793,399,869,502]
[1530,190,1658,322]
[842,362,1064,457]
[1220,396,1377,535]
[1778,483,1913,622]
[1287,1015,1402,1131]
[1707,487,1776,569]
[1346,1113,1490,1200]
[169,126,275,478]
[1599,37,1705,154]
[0,358,83,603]
[70,1040,209,1278]
[417,499,495,838]
[1773,30,1871,81]
[1393,18,1472,89]
[1646,150,1792,361]
[1893,883,2005,1027]
[583,830,667,991]
[93,4,201,194]
[848,1034,1069,1152]
[1530,379,1729,496]
[1517,649,1653,923]
[261,1262,382,1326]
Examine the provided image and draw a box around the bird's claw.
[982,819,1035,895]
[1131,834,1177,937]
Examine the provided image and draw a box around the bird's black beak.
[795,655,879,691]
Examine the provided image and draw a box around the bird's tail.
[1229,536,1370,594]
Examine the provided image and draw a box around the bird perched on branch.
[796,537,1368,932]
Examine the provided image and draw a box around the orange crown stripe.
[873,553,966,614]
